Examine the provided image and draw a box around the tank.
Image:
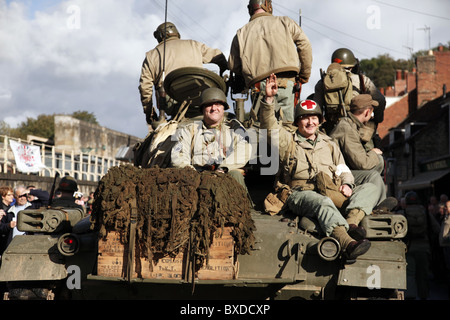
[0,68,408,300]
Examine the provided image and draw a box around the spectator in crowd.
[402,191,433,299]
[439,200,450,298]
[8,186,30,239]
[0,186,15,255]
[24,185,50,209]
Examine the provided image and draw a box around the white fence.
[0,135,126,182]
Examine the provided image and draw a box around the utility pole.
[299,9,302,27]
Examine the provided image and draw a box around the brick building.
[379,45,450,200]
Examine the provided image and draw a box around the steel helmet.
[200,87,229,110]
[331,48,357,68]
[247,0,273,15]
[57,176,79,192]
[293,100,323,124]
[153,22,180,43]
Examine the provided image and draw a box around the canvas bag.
[134,100,190,168]
[322,63,353,132]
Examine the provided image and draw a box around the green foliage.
[72,110,98,124]
[359,54,414,88]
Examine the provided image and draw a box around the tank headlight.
[317,237,340,261]
[57,233,80,256]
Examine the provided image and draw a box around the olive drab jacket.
[139,37,228,112]
[170,119,252,172]
[330,113,384,172]
[259,99,354,189]
[228,12,313,88]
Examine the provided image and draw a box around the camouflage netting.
[90,164,255,271]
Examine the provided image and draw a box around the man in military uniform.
[171,87,253,203]
[51,176,85,212]
[314,48,386,145]
[329,94,386,206]
[228,0,312,122]
[260,74,379,260]
[139,22,228,128]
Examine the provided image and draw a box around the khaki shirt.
[228,12,312,87]
[139,37,228,111]
[171,119,252,172]
[330,113,382,171]
[259,99,354,187]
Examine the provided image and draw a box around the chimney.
[396,70,402,80]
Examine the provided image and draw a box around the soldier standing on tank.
[260,74,379,260]
[171,87,253,205]
[314,48,386,146]
[139,22,228,129]
[228,0,312,123]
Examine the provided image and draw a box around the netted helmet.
[331,48,357,68]
[293,100,323,124]
[200,87,229,110]
[153,22,180,43]
[57,176,78,192]
[248,0,273,15]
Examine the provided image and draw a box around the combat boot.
[331,226,371,261]
[346,208,366,240]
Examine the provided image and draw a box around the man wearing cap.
[171,87,253,201]
[330,94,386,206]
[51,176,85,211]
[259,74,380,260]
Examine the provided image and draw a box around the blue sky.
[1,0,450,138]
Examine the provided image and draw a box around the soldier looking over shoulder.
[139,22,228,129]
[260,73,380,261]
[228,0,312,123]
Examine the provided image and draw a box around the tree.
[72,110,98,125]
[359,54,414,88]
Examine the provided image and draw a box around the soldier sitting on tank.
[329,94,387,207]
[260,73,380,260]
[171,87,253,205]
[51,176,85,212]
[139,22,228,129]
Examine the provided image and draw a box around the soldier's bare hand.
[339,184,353,197]
[264,73,278,103]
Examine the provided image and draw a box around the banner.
[9,140,47,173]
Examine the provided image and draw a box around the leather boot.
[331,226,371,260]
[331,226,354,251]
[346,209,367,240]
